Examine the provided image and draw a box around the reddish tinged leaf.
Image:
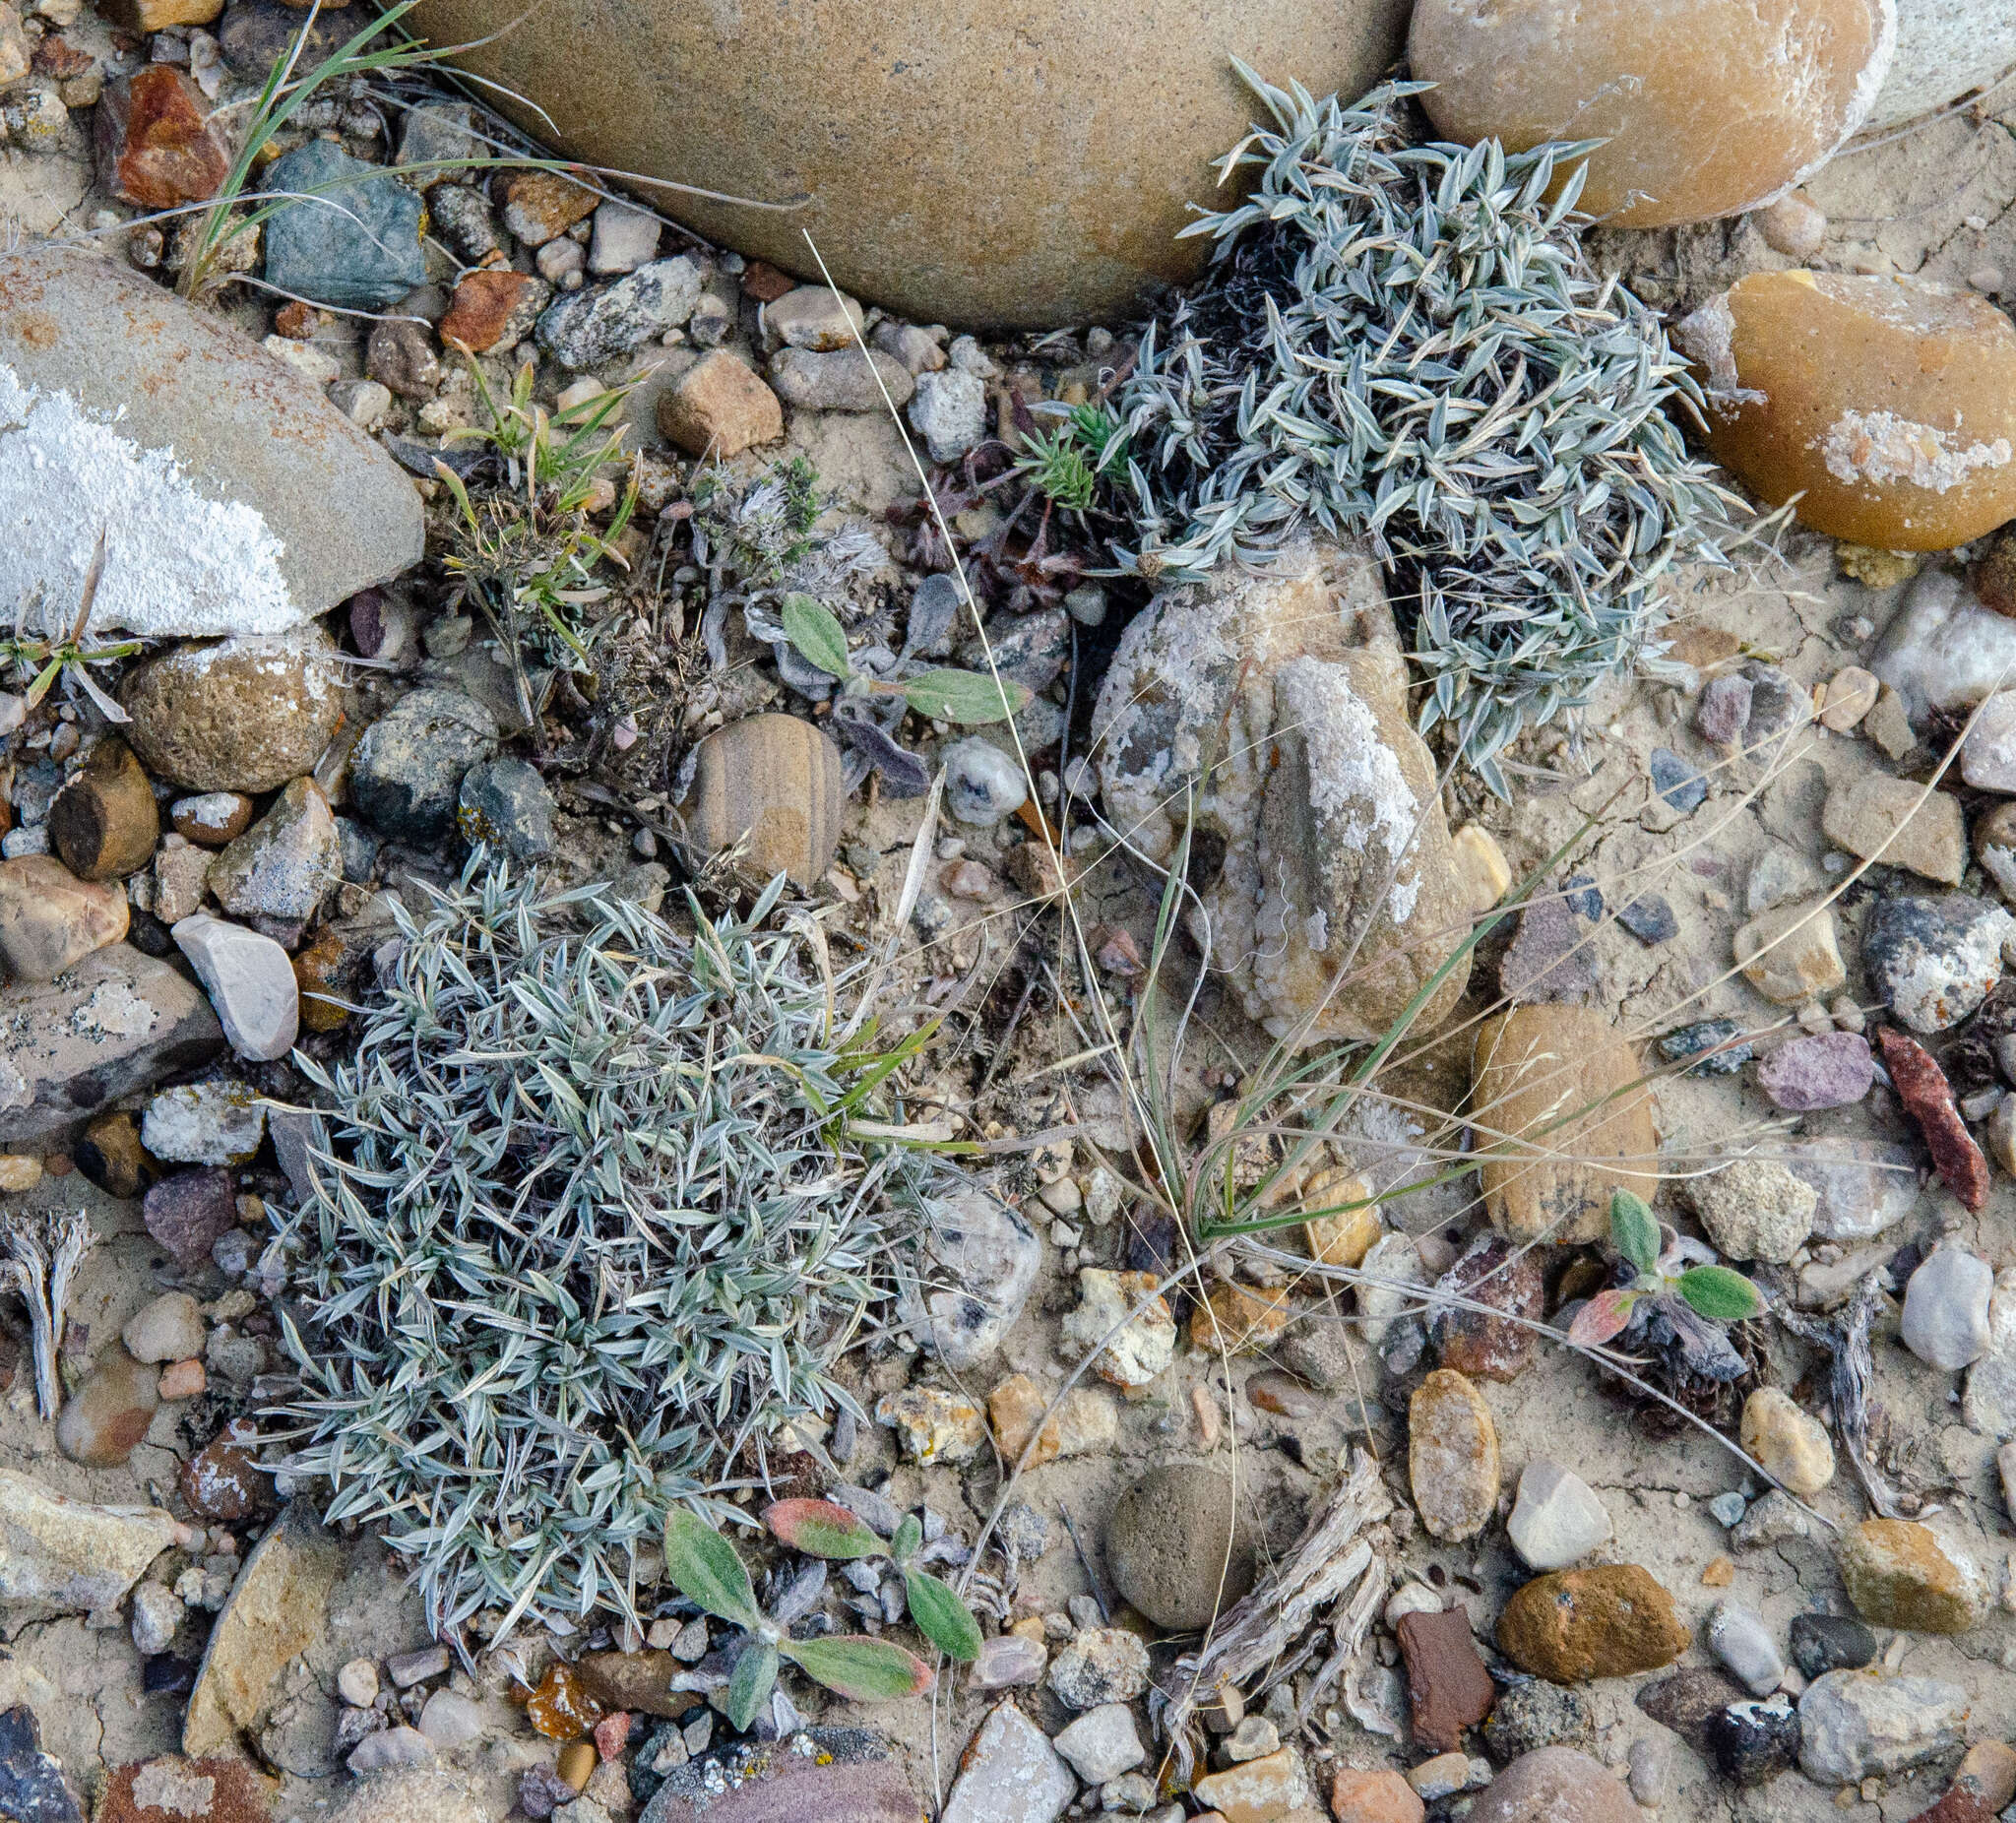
[1877,1027,1987,1211]
[1567,1288,1638,1349]
[781,1633,935,1701]
[763,1498,882,1560]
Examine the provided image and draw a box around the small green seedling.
[1012,401,1131,514]
[663,1507,936,1730]
[6,532,140,724]
[779,594,1030,724]
[766,1497,983,1663]
[1568,1190,1765,1350]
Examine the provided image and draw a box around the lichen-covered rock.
[0,1469,183,1615]
[1471,1005,1657,1245]
[0,246,422,640]
[1861,893,2012,1033]
[1410,0,1893,230]
[1835,1519,1986,1633]
[1678,271,2016,550]
[1093,542,1471,1045]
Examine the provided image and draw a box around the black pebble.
[1618,895,1678,945]
[1788,1611,1878,1679]
[1708,1695,1800,1787]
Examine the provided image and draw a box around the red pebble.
[593,1711,629,1762]
[1877,1027,1987,1211]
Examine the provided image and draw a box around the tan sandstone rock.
[1410,0,1893,229]
[1678,272,2016,550]
[408,0,1411,327]
[1470,1005,1657,1245]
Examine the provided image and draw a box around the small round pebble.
[339,1659,381,1708]
[944,738,1028,827]
[1901,1248,1994,1371]
[1706,1601,1784,1696]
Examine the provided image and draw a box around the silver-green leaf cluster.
[1111,72,1745,794]
[270,859,954,1640]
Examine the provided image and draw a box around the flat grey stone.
[0,245,421,638]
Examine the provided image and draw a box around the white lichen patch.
[1819,409,2013,494]
[0,361,303,639]
[74,980,158,1040]
[1275,657,1422,926]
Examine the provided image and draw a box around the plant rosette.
[1568,1190,1765,1381]
[664,1506,967,1731]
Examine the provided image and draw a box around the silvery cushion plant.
[271,858,960,1639]
[1109,72,1745,794]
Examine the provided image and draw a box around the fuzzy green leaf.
[902,669,1032,725]
[726,1642,778,1731]
[764,1498,882,1561]
[782,1633,935,1701]
[662,1508,762,1627]
[1566,1287,1638,1349]
[781,594,851,681]
[1608,1190,1661,1277]
[891,1513,922,1566]
[1676,1266,1765,1324]
[903,1567,981,1662]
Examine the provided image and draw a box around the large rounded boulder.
[407,0,1411,326]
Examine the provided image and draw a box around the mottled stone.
[55,1350,158,1468]
[1496,1566,1689,1684]
[1685,1157,1816,1264]
[1862,893,2013,1033]
[143,1167,236,1270]
[1432,1234,1543,1381]
[1059,1268,1175,1388]
[1708,1694,1801,1787]
[1836,1520,1986,1633]
[1797,1669,1970,1784]
[0,1469,181,1613]
[94,67,228,210]
[1788,1612,1877,1679]
[1093,543,1472,1044]
[1756,1032,1873,1111]
[1408,1370,1499,1541]
[185,1501,342,1757]
[1459,1747,1636,1823]
[1734,900,1846,1004]
[0,855,128,981]
[1738,1388,1834,1494]
[1046,1628,1149,1710]
[1879,1028,1988,1211]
